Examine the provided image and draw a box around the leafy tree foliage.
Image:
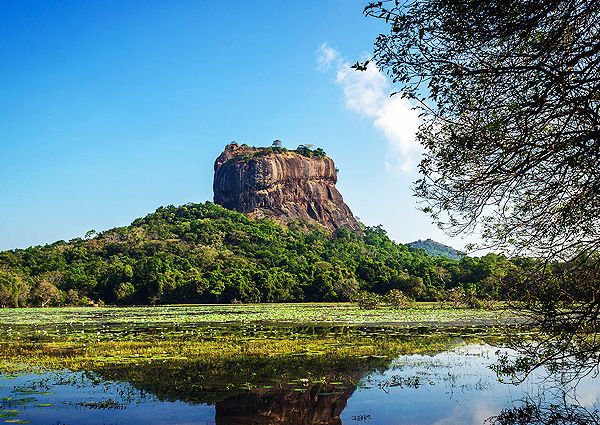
[362,0,599,259]
[0,269,29,307]
[491,254,600,385]
[0,203,521,306]
[362,0,600,382]
[294,145,327,158]
[31,278,63,307]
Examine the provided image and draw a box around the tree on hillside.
[361,0,599,380]
[0,269,29,308]
[31,279,63,307]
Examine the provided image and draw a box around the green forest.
[0,202,529,307]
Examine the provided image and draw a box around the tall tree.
[361,0,599,259]
[361,0,599,379]
[0,269,29,307]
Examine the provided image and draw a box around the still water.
[1,344,598,425]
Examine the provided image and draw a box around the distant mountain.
[408,239,464,261]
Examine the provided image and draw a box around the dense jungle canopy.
[0,202,525,307]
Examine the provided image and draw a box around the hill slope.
[0,203,514,307]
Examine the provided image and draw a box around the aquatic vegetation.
[0,304,530,424]
[0,304,517,408]
[0,410,21,419]
[0,303,516,330]
[0,304,517,378]
[74,399,125,410]
[0,304,515,374]
[0,324,491,373]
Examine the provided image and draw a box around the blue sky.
[0,0,472,251]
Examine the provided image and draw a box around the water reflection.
[341,346,600,425]
[0,345,598,424]
[492,373,600,425]
[215,381,355,425]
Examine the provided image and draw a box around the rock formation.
[213,143,360,231]
[215,381,355,425]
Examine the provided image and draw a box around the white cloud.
[317,43,422,173]
[335,62,387,116]
[432,401,498,425]
[315,43,341,71]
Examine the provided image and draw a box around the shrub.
[385,289,413,309]
[442,287,468,308]
[354,291,383,310]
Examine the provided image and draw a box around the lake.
[0,306,597,424]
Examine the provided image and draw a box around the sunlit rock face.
[213,143,360,231]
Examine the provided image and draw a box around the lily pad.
[0,412,20,420]
[1,398,36,407]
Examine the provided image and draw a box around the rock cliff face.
[213,143,360,231]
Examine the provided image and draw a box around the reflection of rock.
[91,350,387,408]
[87,330,399,423]
[215,382,355,425]
[213,143,360,232]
